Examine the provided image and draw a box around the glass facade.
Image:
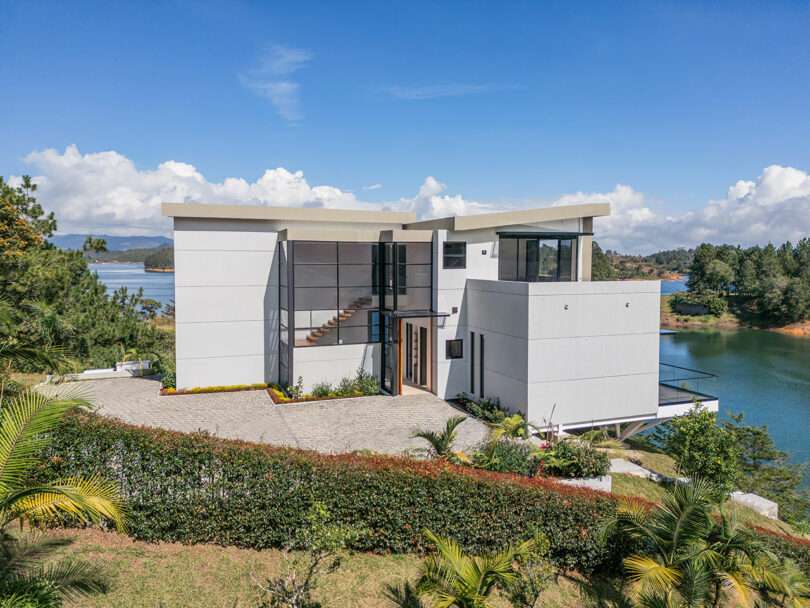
[278,239,434,387]
[289,241,380,348]
[498,236,578,282]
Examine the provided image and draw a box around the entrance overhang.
[389,309,450,319]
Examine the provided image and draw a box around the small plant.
[255,502,359,608]
[456,393,508,423]
[507,531,554,608]
[473,439,538,476]
[160,369,176,389]
[388,529,539,608]
[288,377,305,400]
[310,382,332,399]
[412,415,468,462]
[334,376,357,397]
[488,413,529,442]
[354,368,379,396]
[536,439,610,479]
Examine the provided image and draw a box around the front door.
[419,326,428,386]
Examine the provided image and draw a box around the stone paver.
[69,377,490,455]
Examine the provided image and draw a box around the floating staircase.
[295,296,372,346]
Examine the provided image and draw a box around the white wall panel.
[293,343,382,392]
[174,250,278,287]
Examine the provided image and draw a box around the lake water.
[89,263,175,306]
[89,266,808,480]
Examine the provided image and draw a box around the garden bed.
[160,383,268,396]
[266,386,378,404]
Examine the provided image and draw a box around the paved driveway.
[71,377,489,455]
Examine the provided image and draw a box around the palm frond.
[0,531,74,576]
[383,581,426,608]
[624,555,681,595]
[9,557,108,600]
[0,389,91,494]
[3,475,127,531]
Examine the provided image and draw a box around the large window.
[384,242,432,311]
[443,242,466,269]
[498,236,577,282]
[291,241,380,347]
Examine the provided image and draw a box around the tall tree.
[0,176,56,278]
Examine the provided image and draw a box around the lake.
[90,266,809,480]
[90,263,175,306]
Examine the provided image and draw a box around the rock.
[730,491,779,520]
[557,475,612,493]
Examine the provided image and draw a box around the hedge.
[39,413,621,573]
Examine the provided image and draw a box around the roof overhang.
[404,203,610,232]
[162,202,416,225]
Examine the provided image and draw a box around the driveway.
[68,377,490,455]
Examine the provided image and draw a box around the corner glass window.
[498,236,577,282]
[443,242,466,269]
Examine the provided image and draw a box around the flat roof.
[161,202,416,224]
[403,203,610,232]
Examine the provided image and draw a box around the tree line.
[0,176,172,372]
[687,240,810,325]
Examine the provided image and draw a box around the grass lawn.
[50,529,585,608]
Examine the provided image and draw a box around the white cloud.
[383,83,514,100]
[363,183,383,191]
[240,45,312,122]
[13,145,810,253]
[552,165,810,253]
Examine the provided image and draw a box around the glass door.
[381,312,396,394]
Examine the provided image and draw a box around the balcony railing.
[659,362,718,406]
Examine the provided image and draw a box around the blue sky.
[2,1,810,251]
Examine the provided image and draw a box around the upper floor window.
[443,241,467,269]
[498,236,577,282]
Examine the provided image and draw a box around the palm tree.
[488,414,529,443]
[0,532,109,607]
[606,479,770,607]
[0,387,126,605]
[413,415,468,461]
[750,558,810,607]
[416,529,536,608]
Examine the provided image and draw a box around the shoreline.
[144,267,174,273]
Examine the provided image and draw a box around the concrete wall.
[432,219,590,401]
[173,218,279,389]
[462,279,660,428]
[293,343,381,392]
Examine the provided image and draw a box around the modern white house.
[163,202,717,433]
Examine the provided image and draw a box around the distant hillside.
[85,246,170,264]
[144,247,174,271]
[50,234,172,251]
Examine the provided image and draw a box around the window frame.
[445,338,464,360]
[497,235,578,282]
[443,241,467,269]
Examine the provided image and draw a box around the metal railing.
[659,362,718,405]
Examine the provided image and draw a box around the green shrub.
[670,291,728,316]
[354,368,379,396]
[334,376,357,397]
[41,413,620,573]
[653,406,739,497]
[160,369,176,389]
[754,527,810,577]
[311,382,332,398]
[456,394,507,423]
[537,441,611,479]
[473,440,538,477]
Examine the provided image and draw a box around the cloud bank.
[11,145,810,253]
